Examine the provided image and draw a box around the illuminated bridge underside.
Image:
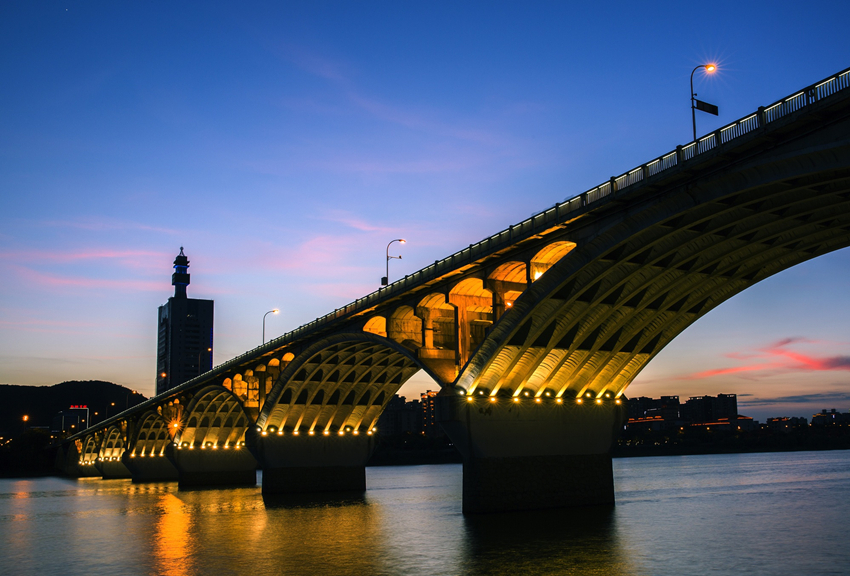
[461,157,850,403]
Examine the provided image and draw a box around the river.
[1,450,848,575]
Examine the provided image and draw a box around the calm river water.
[1,450,848,576]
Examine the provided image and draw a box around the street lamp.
[382,239,406,286]
[263,309,279,344]
[691,63,718,142]
[198,347,212,375]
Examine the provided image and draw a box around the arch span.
[258,332,428,433]
[459,145,850,402]
[176,386,252,450]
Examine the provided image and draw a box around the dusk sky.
[1,1,848,423]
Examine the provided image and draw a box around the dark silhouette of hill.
[0,381,148,438]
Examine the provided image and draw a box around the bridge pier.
[57,443,101,478]
[123,451,179,482]
[248,430,375,494]
[95,457,132,479]
[438,393,626,514]
[167,443,257,488]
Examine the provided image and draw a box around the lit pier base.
[167,444,258,488]
[58,444,101,478]
[438,394,627,514]
[248,431,376,494]
[123,451,179,483]
[95,457,132,479]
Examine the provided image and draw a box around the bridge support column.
[167,444,258,488]
[96,457,132,479]
[123,452,179,482]
[57,443,101,478]
[438,393,627,514]
[248,431,376,494]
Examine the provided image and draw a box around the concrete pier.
[249,430,376,494]
[96,457,132,479]
[123,451,179,482]
[438,393,627,514]
[167,443,257,488]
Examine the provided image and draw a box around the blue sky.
[1,1,848,422]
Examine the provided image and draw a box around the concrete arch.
[387,306,422,350]
[459,146,850,402]
[99,425,126,462]
[258,332,427,434]
[177,385,251,449]
[129,411,172,458]
[363,316,387,337]
[530,241,577,282]
[80,433,101,466]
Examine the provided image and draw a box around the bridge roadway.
[61,66,850,513]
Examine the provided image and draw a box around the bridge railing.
[204,66,850,382]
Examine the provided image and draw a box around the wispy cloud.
[35,217,179,235]
[10,266,164,292]
[319,211,395,233]
[686,338,850,381]
[739,391,850,407]
[0,249,168,264]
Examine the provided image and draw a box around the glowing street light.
[263,309,280,344]
[691,63,719,142]
[198,347,212,375]
[382,239,406,286]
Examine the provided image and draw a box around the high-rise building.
[156,248,214,395]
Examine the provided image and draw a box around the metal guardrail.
[90,65,848,423]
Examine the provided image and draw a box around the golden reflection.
[153,494,193,576]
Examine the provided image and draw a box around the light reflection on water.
[1,450,848,576]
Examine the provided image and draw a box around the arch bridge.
[62,66,850,513]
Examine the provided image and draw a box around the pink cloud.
[11,266,164,292]
[37,217,179,235]
[0,249,168,264]
[321,211,395,233]
[684,338,850,380]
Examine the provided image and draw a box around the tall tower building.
[156,248,214,395]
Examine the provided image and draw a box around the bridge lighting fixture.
[261,431,267,436]
[263,309,280,344]
[309,430,315,436]
[577,398,583,404]
[277,430,283,436]
[691,63,719,141]
[323,430,330,436]
[382,239,406,286]
[596,398,603,405]
[489,397,497,403]
[353,430,359,435]
[513,397,520,403]
[535,398,541,403]
[367,431,373,435]
[556,398,563,404]
[466,396,474,402]
[293,430,299,436]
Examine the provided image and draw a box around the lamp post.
[691,63,718,142]
[263,309,279,344]
[382,239,406,286]
[198,347,212,376]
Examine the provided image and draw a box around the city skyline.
[2,1,849,423]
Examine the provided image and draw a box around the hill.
[0,381,148,439]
